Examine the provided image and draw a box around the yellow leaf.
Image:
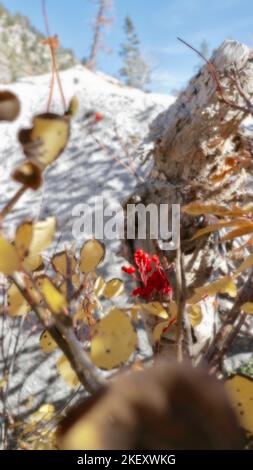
[40,277,67,314]
[40,330,57,353]
[29,404,55,424]
[152,321,169,343]
[7,283,30,317]
[225,374,253,435]
[67,96,79,117]
[103,278,124,298]
[0,91,20,121]
[90,308,137,370]
[15,221,33,260]
[19,113,70,168]
[139,302,169,319]
[187,275,237,304]
[0,237,20,275]
[56,354,79,388]
[221,225,253,242]
[94,276,106,297]
[80,239,105,274]
[240,303,253,315]
[192,219,252,240]
[187,304,203,327]
[24,217,56,271]
[235,253,253,275]
[183,201,244,217]
[51,251,77,277]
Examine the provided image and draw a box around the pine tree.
[119,16,150,90]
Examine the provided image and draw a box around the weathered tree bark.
[125,40,253,271]
[123,40,253,357]
[149,40,253,184]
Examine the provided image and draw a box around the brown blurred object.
[12,160,43,190]
[58,360,244,450]
[0,91,20,121]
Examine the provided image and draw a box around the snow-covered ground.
[0,66,174,413]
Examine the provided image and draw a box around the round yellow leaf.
[0,237,20,275]
[225,374,253,435]
[80,240,105,274]
[15,221,33,260]
[90,308,137,370]
[56,354,79,388]
[51,251,77,277]
[24,217,56,271]
[7,283,30,317]
[40,330,57,353]
[103,278,124,298]
[20,113,70,168]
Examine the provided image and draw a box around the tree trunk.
[149,40,253,183]
[122,40,253,354]
[124,40,253,269]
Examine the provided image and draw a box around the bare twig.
[42,0,67,112]
[86,0,113,70]
[113,123,144,183]
[175,240,187,361]
[11,274,104,394]
[0,186,27,220]
[178,37,253,116]
[90,125,143,181]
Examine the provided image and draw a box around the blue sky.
[2,0,253,94]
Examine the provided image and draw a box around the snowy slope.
[0,66,174,269]
[0,66,174,410]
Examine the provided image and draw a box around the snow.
[0,65,174,409]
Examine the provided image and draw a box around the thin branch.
[177,36,253,116]
[175,240,187,361]
[0,186,27,220]
[11,274,104,394]
[90,125,143,181]
[41,0,67,112]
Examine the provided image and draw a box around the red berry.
[95,112,103,122]
[122,266,136,275]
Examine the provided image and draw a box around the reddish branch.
[41,0,67,112]
[86,0,113,70]
[178,37,253,116]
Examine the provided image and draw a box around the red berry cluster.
[122,249,172,300]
